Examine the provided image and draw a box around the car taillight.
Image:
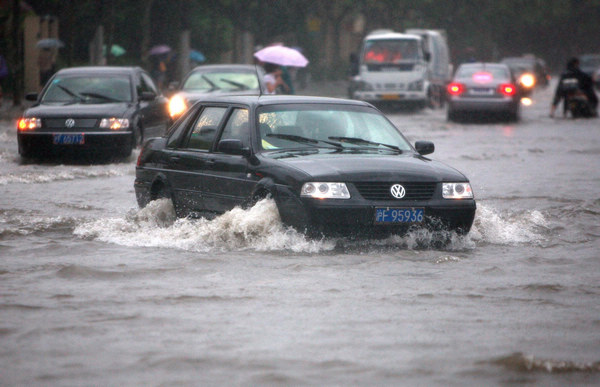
[447,82,465,96]
[498,83,517,96]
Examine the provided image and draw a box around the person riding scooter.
[550,57,598,118]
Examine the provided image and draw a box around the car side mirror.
[168,81,179,91]
[415,141,434,155]
[139,91,156,101]
[218,139,250,156]
[25,93,38,101]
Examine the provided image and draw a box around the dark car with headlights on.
[446,62,521,122]
[18,66,170,159]
[167,64,265,120]
[135,95,476,237]
[501,55,550,91]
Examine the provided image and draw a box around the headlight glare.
[100,118,130,130]
[442,183,473,199]
[301,182,350,199]
[169,95,187,118]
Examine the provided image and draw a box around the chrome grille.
[353,182,436,201]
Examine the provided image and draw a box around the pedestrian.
[38,47,56,87]
[263,63,289,95]
[0,51,8,106]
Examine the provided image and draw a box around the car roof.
[55,66,141,76]
[190,64,260,72]
[191,94,374,109]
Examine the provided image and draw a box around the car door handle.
[205,159,216,166]
[169,155,181,162]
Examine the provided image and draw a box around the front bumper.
[274,183,476,237]
[18,131,133,156]
[353,90,427,104]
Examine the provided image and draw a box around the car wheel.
[118,135,134,158]
[447,109,457,122]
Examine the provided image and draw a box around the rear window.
[456,66,510,80]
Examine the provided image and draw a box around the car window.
[185,106,227,150]
[166,109,196,148]
[218,108,249,147]
[456,66,510,80]
[42,75,132,103]
[258,104,412,151]
[140,72,158,95]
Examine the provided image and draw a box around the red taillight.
[447,82,465,96]
[498,83,517,96]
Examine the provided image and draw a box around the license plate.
[381,94,401,100]
[53,133,84,145]
[375,207,424,224]
[470,88,494,95]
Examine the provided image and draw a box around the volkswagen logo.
[65,119,75,128]
[390,184,406,199]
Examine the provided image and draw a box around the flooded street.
[1,83,599,385]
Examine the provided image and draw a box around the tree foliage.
[9,0,600,76]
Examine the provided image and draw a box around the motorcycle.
[560,77,594,118]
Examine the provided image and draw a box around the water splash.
[73,199,551,253]
[488,352,600,373]
[469,205,548,245]
[74,199,334,253]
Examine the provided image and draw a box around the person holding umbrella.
[263,63,290,95]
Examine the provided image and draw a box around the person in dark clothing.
[550,57,598,117]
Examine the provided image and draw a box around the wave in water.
[0,166,129,185]
[73,198,549,253]
[488,352,600,373]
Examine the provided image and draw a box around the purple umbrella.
[149,45,171,56]
[254,45,309,67]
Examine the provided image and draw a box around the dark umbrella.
[36,38,64,49]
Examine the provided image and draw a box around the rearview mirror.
[139,91,156,101]
[415,141,434,155]
[25,93,38,101]
[218,139,250,156]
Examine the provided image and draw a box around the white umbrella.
[254,45,309,68]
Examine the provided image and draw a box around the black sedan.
[18,66,170,159]
[135,95,476,237]
[167,64,265,120]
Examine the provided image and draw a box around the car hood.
[25,102,132,118]
[268,152,468,182]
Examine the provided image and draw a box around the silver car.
[446,63,520,122]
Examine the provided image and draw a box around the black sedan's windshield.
[41,75,132,103]
[258,104,412,152]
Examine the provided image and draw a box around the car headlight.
[442,183,473,199]
[169,95,187,118]
[519,73,536,88]
[99,118,130,130]
[301,182,351,199]
[408,80,423,91]
[17,117,41,131]
[358,81,374,91]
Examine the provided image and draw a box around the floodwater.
[1,83,599,386]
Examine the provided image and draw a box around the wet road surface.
[1,83,599,385]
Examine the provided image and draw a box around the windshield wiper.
[328,136,401,151]
[79,92,122,102]
[57,85,84,102]
[219,78,249,90]
[202,75,220,92]
[267,133,343,149]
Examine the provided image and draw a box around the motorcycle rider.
[550,57,598,117]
